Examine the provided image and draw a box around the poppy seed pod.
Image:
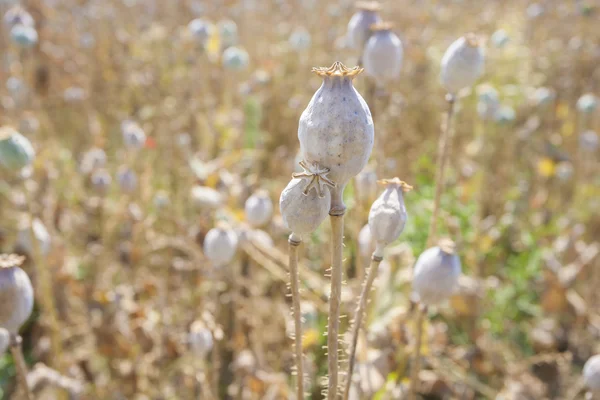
[279,161,335,236]
[412,239,461,306]
[10,24,38,48]
[117,166,138,193]
[368,178,411,256]
[363,22,403,85]
[0,126,35,171]
[440,34,485,95]
[191,185,222,209]
[3,6,34,29]
[189,320,213,359]
[222,46,249,71]
[289,27,311,51]
[17,218,51,256]
[0,254,34,334]
[346,1,382,52]
[188,18,213,45]
[577,93,598,113]
[584,354,600,390]
[203,223,238,267]
[0,328,9,356]
[90,169,112,193]
[298,62,374,211]
[121,120,146,149]
[80,147,107,174]
[355,168,378,202]
[244,190,273,228]
[218,19,238,48]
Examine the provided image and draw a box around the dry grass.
[0,0,599,399]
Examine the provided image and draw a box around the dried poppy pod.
[0,254,34,334]
[368,178,412,256]
[244,190,273,228]
[363,22,403,86]
[203,222,238,267]
[0,126,35,171]
[279,161,335,237]
[440,34,485,95]
[189,320,213,359]
[412,239,461,306]
[346,1,382,52]
[298,62,374,212]
[584,355,600,391]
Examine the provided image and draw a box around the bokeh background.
[0,0,599,398]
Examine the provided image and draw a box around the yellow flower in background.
[556,102,570,120]
[537,158,556,178]
[206,29,221,62]
[303,328,320,349]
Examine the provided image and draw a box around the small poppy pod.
[10,24,38,48]
[244,190,273,228]
[0,254,34,334]
[189,320,214,359]
[3,6,34,29]
[355,168,378,202]
[80,148,107,174]
[584,354,600,390]
[0,328,9,356]
[440,34,485,95]
[218,19,238,48]
[0,126,35,171]
[188,18,213,45]
[203,222,238,267]
[279,161,335,237]
[90,169,112,193]
[289,27,311,51]
[346,1,382,52]
[298,62,374,211]
[222,46,249,71]
[117,166,138,193]
[363,22,403,86]
[191,185,222,209]
[368,178,411,256]
[577,93,598,113]
[412,239,461,306]
[121,120,146,149]
[16,217,51,256]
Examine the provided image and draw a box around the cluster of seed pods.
[279,61,374,399]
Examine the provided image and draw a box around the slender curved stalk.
[11,336,33,400]
[328,210,345,400]
[426,94,456,248]
[288,234,304,399]
[26,194,63,370]
[408,305,426,400]
[343,254,383,400]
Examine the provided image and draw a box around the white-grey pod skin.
[440,34,485,95]
[584,355,600,391]
[189,320,213,359]
[346,2,381,52]
[244,190,273,228]
[203,224,238,267]
[0,255,34,334]
[412,240,461,306]
[280,178,331,237]
[0,328,9,355]
[368,178,411,257]
[298,62,374,211]
[363,24,403,86]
